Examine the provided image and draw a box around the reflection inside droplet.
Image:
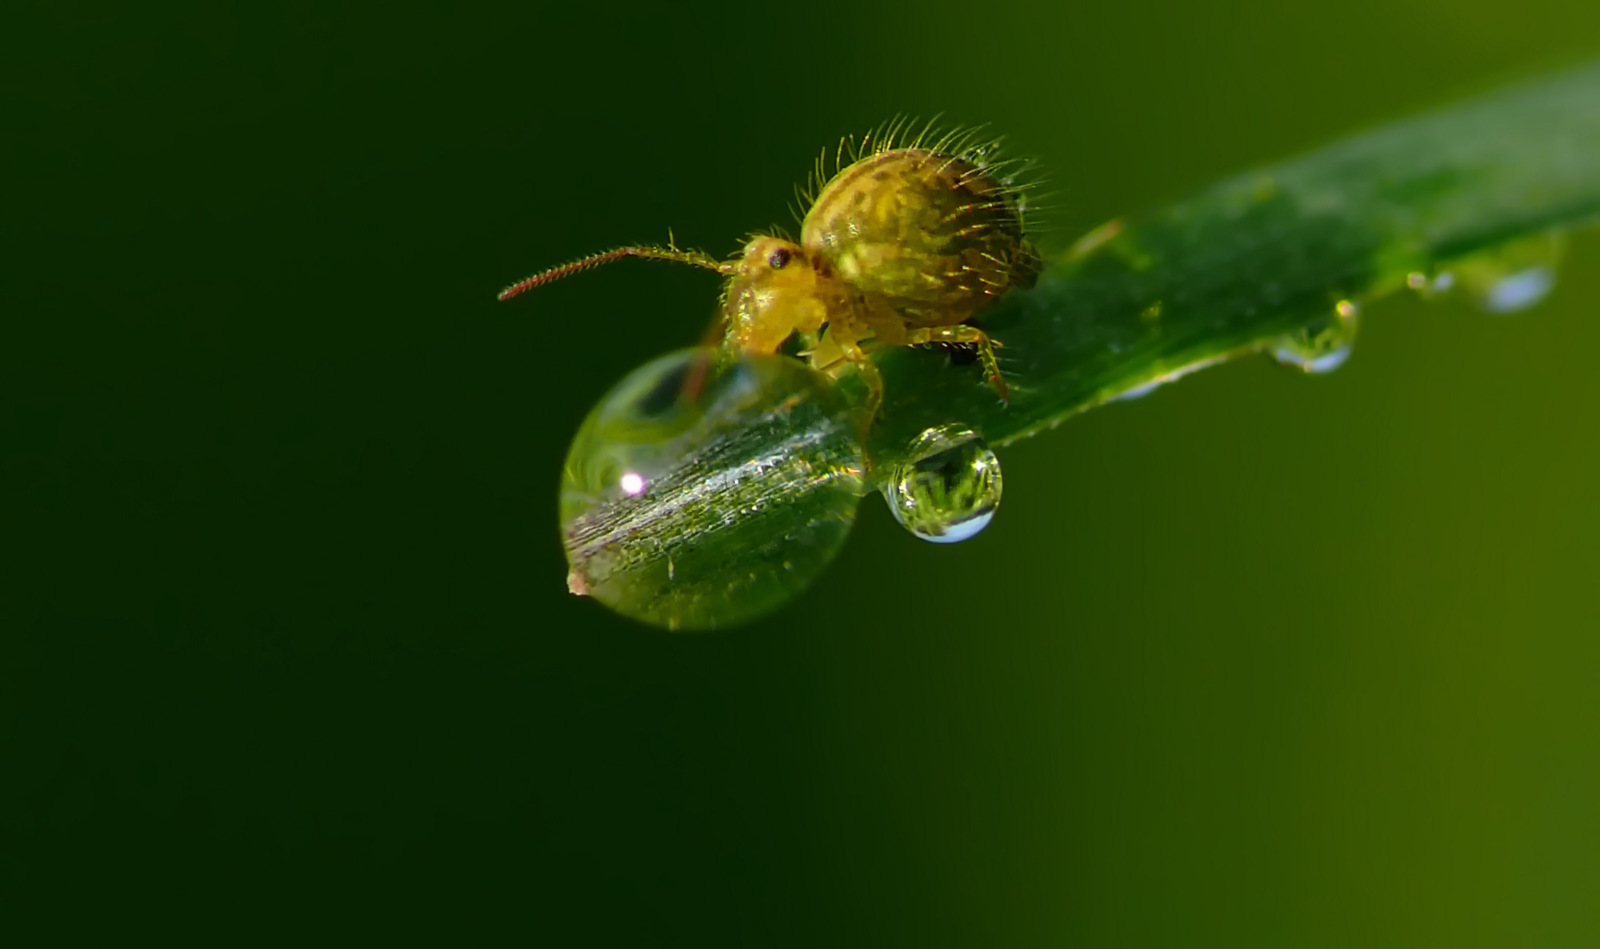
[561,348,866,631]
[1271,301,1359,374]
[881,424,1002,544]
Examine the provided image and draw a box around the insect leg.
[905,325,1009,403]
[853,352,884,422]
[807,337,884,422]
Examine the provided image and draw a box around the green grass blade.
[564,62,1600,629]
[866,61,1600,455]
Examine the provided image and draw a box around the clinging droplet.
[1460,232,1565,314]
[1406,269,1456,298]
[1408,232,1565,314]
[1271,301,1359,374]
[1476,267,1555,314]
[881,424,1002,544]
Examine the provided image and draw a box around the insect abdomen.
[801,147,1035,326]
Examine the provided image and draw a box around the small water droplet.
[1271,301,1359,374]
[1477,267,1555,314]
[880,424,1002,544]
[1462,233,1565,314]
[561,348,866,631]
[1413,232,1565,313]
[1406,269,1456,298]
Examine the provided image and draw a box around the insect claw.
[990,373,1011,404]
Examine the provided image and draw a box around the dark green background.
[8,1,1599,943]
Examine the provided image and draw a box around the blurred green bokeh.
[8,0,1599,944]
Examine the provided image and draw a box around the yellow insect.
[497,122,1041,414]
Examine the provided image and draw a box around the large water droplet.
[561,348,866,631]
[1271,300,1359,373]
[880,424,1002,543]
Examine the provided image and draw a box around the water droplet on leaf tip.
[560,348,865,630]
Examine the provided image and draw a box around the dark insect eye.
[767,247,791,270]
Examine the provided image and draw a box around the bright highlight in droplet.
[560,348,866,631]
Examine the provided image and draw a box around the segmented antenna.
[496,243,731,301]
